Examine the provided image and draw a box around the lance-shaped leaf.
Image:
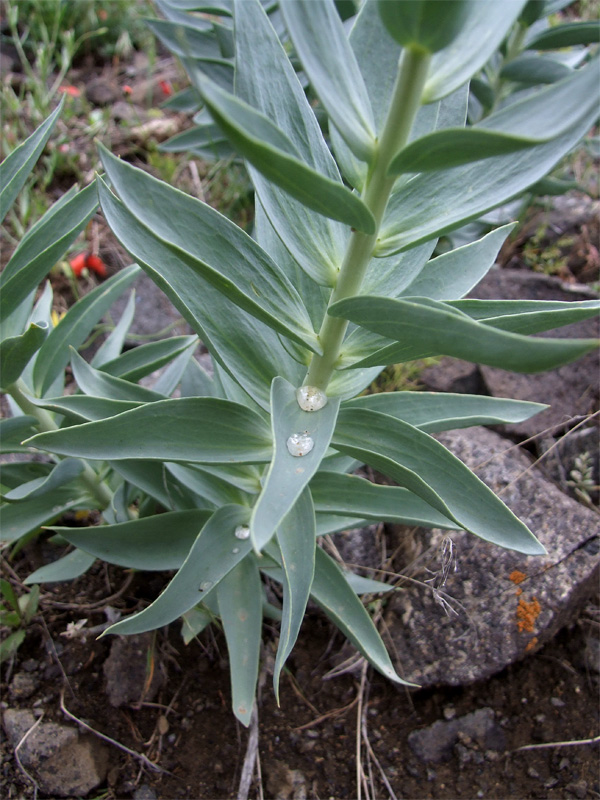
[24,549,96,585]
[52,510,213,570]
[159,119,234,162]
[98,152,319,354]
[0,101,63,224]
[26,397,273,464]
[273,489,316,701]
[526,20,600,49]
[390,61,600,174]
[378,82,598,255]
[250,378,340,551]
[343,392,547,433]
[500,55,572,85]
[331,296,599,372]
[104,505,252,636]
[423,1,527,102]
[91,290,136,368]
[0,416,39,454]
[315,514,372,537]
[0,322,49,390]
[0,183,98,319]
[0,491,86,543]
[280,0,376,161]
[192,71,375,234]
[448,298,600,334]
[166,463,247,507]
[234,0,348,285]
[217,556,262,726]
[3,459,84,502]
[100,335,198,382]
[32,265,140,396]
[310,472,460,529]
[310,546,413,685]
[331,408,545,555]
[32,395,143,424]
[71,349,163,402]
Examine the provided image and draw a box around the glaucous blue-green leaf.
[0,183,98,320]
[250,378,340,551]
[0,416,39,454]
[32,265,140,396]
[12,283,54,386]
[526,20,600,49]
[108,461,177,511]
[32,395,143,423]
[152,345,197,397]
[448,298,600,334]
[500,55,572,85]
[331,408,545,555]
[193,71,375,235]
[144,17,228,61]
[165,463,246,507]
[217,556,262,726]
[52,510,213,570]
[24,549,96,585]
[331,295,599,372]
[0,323,49,390]
[423,1,527,102]
[310,471,460,529]
[169,461,261,496]
[378,76,598,255]
[98,152,320,353]
[3,458,84,502]
[391,60,600,174]
[27,398,273,464]
[0,101,63,224]
[91,290,136,368]
[234,0,348,284]
[397,225,514,300]
[281,0,376,161]
[100,336,198,382]
[343,392,547,432]
[158,120,233,161]
[0,491,86,543]
[310,546,413,685]
[0,462,51,492]
[315,514,372,537]
[104,505,252,635]
[180,357,216,398]
[71,349,163,403]
[377,0,470,53]
[345,572,395,596]
[181,607,214,644]
[273,489,316,700]
[362,240,436,298]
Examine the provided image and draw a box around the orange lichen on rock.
[509,569,527,584]
[517,596,541,633]
[525,637,539,653]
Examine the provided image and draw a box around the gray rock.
[109,273,190,340]
[408,708,504,763]
[386,427,600,688]
[85,77,118,106]
[133,785,158,800]
[8,672,38,700]
[2,709,108,797]
[539,426,599,503]
[420,358,484,395]
[103,633,163,707]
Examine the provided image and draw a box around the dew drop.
[232,547,240,554]
[296,385,327,412]
[234,525,250,540]
[199,581,213,591]
[286,431,314,457]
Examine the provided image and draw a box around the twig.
[356,661,369,800]
[59,689,169,774]
[40,571,134,611]
[14,712,44,796]
[515,734,600,752]
[237,703,260,800]
[293,693,359,731]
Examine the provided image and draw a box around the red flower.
[159,80,173,97]
[69,253,107,278]
[123,84,133,95]
[58,85,81,97]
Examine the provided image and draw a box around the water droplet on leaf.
[296,385,327,412]
[232,547,240,554]
[286,431,314,457]
[235,525,250,540]
[199,581,213,591]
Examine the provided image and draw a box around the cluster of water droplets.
[296,385,327,412]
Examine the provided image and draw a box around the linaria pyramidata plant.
[1,0,599,724]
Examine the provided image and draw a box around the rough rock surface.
[420,269,599,439]
[2,708,108,797]
[407,707,505,764]
[103,632,163,707]
[386,427,600,688]
[110,272,190,340]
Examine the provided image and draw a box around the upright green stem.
[7,378,113,509]
[304,47,432,392]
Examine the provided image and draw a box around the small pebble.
[527,767,540,779]
[550,697,566,708]
[443,705,456,720]
[133,785,157,800]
